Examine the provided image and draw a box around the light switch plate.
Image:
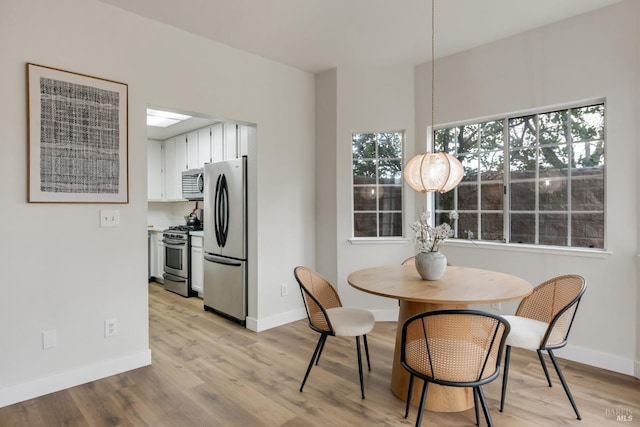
[100,210,120,227]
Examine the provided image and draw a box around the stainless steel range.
[162,225,198,297]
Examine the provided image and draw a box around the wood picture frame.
[27,63,128,203]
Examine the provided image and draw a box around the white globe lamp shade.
[403,152,464,193]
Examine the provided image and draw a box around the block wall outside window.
[434,103,605,249]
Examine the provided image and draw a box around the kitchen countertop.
[190,230,204,237]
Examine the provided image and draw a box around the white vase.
[415,251,447,280]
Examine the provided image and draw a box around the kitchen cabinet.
[190,234,203,294]
[224,123,238,159]
[148,121,252,201]
[197,127,212,165]
[149,230,165,282]
[147,139,163,200]
[238,124,252,157]
[163,137,178,200]
[211,123,224,163]
[186,130,199,170]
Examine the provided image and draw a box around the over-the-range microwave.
[182,168,204,200]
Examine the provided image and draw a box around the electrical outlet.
[100,210,120,227]
[491,302,502,310]
[42,330,57,349]
[281,283,288,297]
[104,319,118,337]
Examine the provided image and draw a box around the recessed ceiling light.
[146,108,192,128]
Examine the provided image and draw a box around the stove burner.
[168,225,202,232]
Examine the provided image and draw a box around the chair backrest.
[515,274,586,349]
[401,309,510,386]
[401,256,416,266]
[293,266,343,335]
[402,255,451,267]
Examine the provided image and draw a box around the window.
[434,103,605,249]
[352,131,404,238]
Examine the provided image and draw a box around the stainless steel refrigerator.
[203,156,247,326]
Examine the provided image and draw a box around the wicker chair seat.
[326,307,375,337]
[404,338,497,383]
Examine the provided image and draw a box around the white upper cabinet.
[147,139,163,200]
[211,123,224,163]
[148,121,252,201]
[224,123,238,160]
[238,124,252,157]
[186,131,199,170]
[197,127,212,165]
[163,137,179,200]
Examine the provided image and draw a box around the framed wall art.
[27,63,128,203]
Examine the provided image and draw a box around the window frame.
[351,130,406,240]
[432,99,606,252]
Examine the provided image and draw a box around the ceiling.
[99,0,623,74]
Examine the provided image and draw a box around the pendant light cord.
[431,0,435,128]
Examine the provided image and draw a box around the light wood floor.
[1,282,637,426]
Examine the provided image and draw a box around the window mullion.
[535,114,540,245]
[503,118,510,243]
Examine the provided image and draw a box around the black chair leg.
[537,349,552,387]
[476,386,494,427]
[363,334,371,371]
[315,334,328,366]
[473,387,480,426]
[300,334,326,392]
[548,349,582,420]
[404,374,415,419]
[500,345,511,412]
[355,336,365,399]
[415,381,429,427]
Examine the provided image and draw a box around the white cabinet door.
[237,125,254,157]
[186,131,199,170]
[211,123,224,163]
[149,231,165,282]
[175,134,188,173]
[163,138,178,200]
[164,135,188,200]
[223,123,238,160]
[156,236,165,281]
[190,235,203,294]
[197,127,212,165]
[147,139,163,200]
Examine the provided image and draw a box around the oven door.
[163,237,188,277]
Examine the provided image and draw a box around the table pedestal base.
[391,300,474,412]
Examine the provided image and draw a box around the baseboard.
[247,308,307,332]
[554,344,635,377]
[0,349,152,409]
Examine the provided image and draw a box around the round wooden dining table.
[347,264,533,412]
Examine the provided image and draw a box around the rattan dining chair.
[402,256,451,266]
[401,256,416,266]
[499,274,587,420]
[293,266,375,399]
[401,309,510,427]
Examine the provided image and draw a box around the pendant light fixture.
[403,0,464,193]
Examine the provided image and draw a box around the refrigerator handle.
[214,173,230,248]
[204,255,242,267]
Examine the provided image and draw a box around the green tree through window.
[434,103,604,249]
[352,131,404,238]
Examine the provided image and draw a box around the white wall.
[412,2,638,376]
[333,65,417,320]
[0,0,315,406]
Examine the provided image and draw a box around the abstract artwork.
[27,63,128,203]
